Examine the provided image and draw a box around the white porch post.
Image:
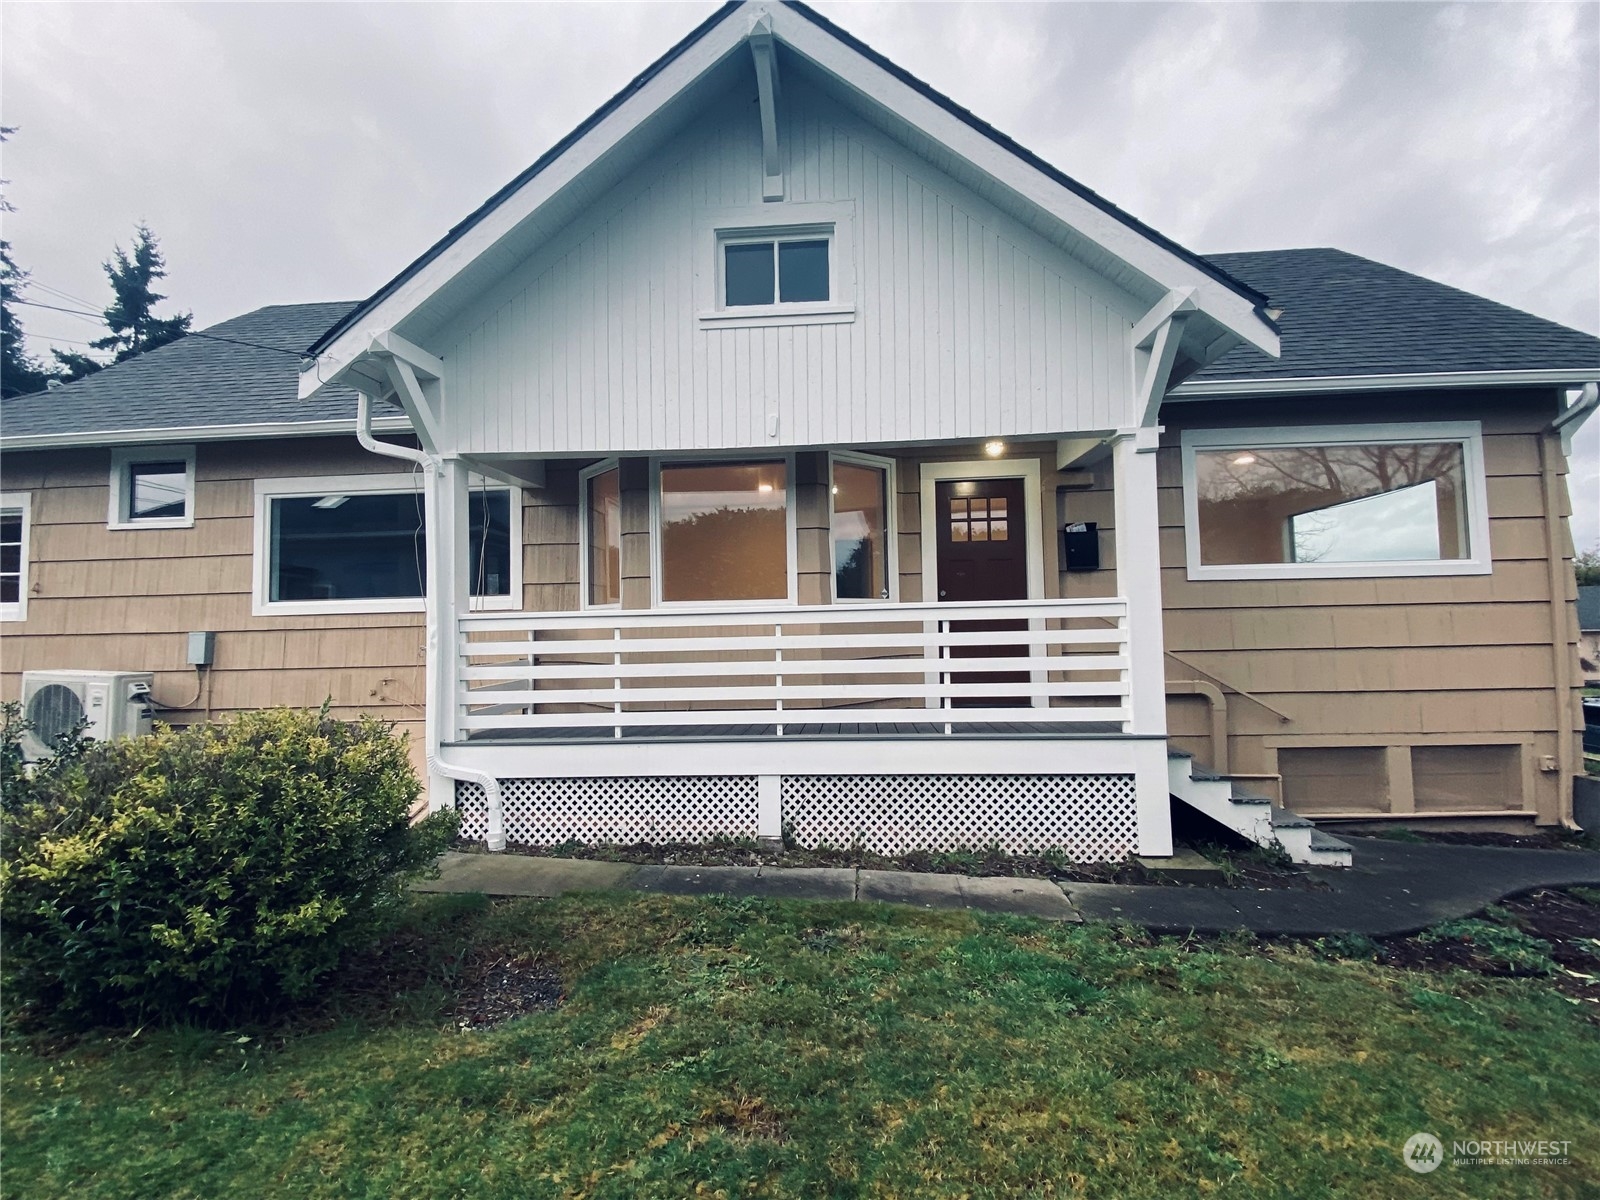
[423,456,472,811]
[1112,427,1174,856]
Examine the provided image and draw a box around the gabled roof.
[309,0,1267,360]
[305,0,1278,394]
[0,303,403,448]
[1177,249,1600,395]
[5,247,1596,450]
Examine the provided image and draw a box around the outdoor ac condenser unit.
[18,670,155,761]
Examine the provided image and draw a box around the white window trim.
[1179,420,1494,581]
[579,458,622,611]
[650,453,799,608]
[0,492,31,623]
[252,471,522,617]
[696,201,857,329]
[828,450,899,604]
[918,457,1046,601]
[108,444,196,530]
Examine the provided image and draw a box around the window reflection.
[660,462,787,602]
[1195,442,1468,566]
[833,460,888,600]
[586,467,621,606]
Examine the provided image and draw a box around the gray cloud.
[3,1,1595,547]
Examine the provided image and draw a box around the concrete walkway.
[418,837,1600,936]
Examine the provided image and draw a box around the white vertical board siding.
[435,80,1143,455]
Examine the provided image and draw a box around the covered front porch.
[422,427,1175,860]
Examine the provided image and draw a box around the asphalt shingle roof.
[1,302,363,440]
[4,251,1598,445]
[1196,248,1600,383]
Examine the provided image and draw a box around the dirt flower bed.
[1297,887,1600,1015]
[457,835,1330,890]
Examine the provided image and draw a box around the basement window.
[1180,422,1492,580]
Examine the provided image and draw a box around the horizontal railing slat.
[460,653,1128,682]
[459,597,1128,632]
[462,628,1123,658]
[458,706,1129,730]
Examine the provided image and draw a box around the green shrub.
[0,704,458,1028]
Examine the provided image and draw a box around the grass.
[5,892,1600,1198]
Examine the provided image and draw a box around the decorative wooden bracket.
[1132,287,1197,429]
[749,11,783,201]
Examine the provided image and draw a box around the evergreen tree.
[89,224,191,363]
[0,126,57,398]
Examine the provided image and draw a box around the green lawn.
[4,892,1598,1199]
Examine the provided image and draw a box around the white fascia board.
[1,416,413,452]
[1168,367,1600,399]
[301,11,751,398]
[765,5,1279,359]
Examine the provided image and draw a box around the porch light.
[983,440,1006,457]
[758,482,774,493]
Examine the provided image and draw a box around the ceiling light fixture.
[983,440,1006,457]
[1231,453,1258,466]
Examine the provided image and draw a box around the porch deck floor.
[457,720,1126,745]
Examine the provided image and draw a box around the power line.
[10,297,309,359]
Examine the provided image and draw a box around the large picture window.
[253,474,518,614]
[1181,423,1492,580]
[831,454,893,601]
[583,462,621,607]
[657,461,789,603]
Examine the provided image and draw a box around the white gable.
[304,1,1278,455]
[432,76,1145,454]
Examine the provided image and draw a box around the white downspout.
[355,388,506,851]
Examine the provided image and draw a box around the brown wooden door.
[934,478,1028,706]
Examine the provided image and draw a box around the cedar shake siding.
[1157,388,1583,826]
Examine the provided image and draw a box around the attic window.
[108,445,196,530]
[698,202,856,329]
[723,235,830,306]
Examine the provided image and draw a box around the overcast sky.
[3,1,1596,547]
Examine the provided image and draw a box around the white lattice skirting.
[785,774,1136,857]
[457,773,1138,859]
[456,776,761,844]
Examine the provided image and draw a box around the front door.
[934,478,1029,706]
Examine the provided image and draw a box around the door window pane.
[724,242,775,307]
[778,239,829,302]
[1194,442,1469,566]
[586,466,621,606]
[659,462,787,602]
[269,489,510,602]
[129,461,188,520]
[832,460,888,600]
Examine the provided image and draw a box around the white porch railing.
[455,597,1130,737]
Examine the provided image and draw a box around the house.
[1580,585,1600,687]
[3,1,1597,864]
